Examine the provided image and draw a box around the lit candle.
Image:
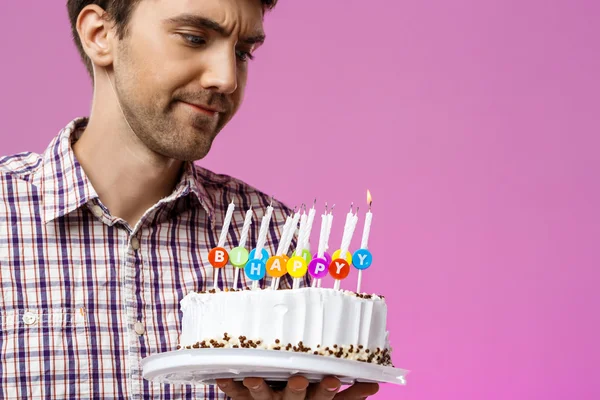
[356,190,373,293]
[232,207,253,290]
[212,200,235,290]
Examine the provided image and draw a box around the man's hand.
[216,376,379,399]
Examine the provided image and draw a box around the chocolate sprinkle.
[180,332,393,366]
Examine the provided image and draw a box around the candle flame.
[367,190,372,209]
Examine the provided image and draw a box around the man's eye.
[236,50,254,62]
[181,34,206,46]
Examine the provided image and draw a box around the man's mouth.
[180,101,221,117]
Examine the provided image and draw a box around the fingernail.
[250,384,261,390]
[217,382,228,389]
[326,386,340,392]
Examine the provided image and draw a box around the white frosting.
[179,288,391,354]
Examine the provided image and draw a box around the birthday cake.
[177,287,393,366]
[177,192,392,366]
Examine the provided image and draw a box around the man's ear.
[76,5,115,68]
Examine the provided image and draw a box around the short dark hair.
[67,0,277,80]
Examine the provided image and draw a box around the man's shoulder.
[191,163,293,213]
[0,151,43,183]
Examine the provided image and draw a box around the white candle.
[217,200,235,247]
[233,207,253,290]
[274,210,301,290]
[282,210,301,256]
[357,190,373,293]
[255,205,274,257]
[238,207,253,248]
[312,211,330,288]
[270,216,293,290]
[315,212,334,288]
[334,209,359,291]
[360,211,373,249]
[251,205,274,290]
[214,200,236,290]
[325,212,334,253]
[292,212,308,289]
[275,216,293,256]
[295,212,307,252]
[301,204,317,252]
[339,209,355,259]
[316,213,328,258]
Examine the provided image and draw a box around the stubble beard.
[113,73,221,162]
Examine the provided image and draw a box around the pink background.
[1,1,599,398]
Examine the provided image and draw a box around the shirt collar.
[36,117,214,225]
[171,159,215,221]
[34,118,98,224]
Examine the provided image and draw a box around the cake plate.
[142,349,408,387]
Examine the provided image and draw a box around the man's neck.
[72,109,183,229]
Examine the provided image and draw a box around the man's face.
[110,0,265,161]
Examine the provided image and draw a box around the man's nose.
[199,47,238,94]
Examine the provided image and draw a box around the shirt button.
[131,237,140,250]
[23,311,38,325]
[134,321,145,336]
[92,205,103,218]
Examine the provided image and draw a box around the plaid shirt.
[0,117,307,399]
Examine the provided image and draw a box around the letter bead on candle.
[329,258,350,280]
[208,247,229,268]
[292,249,312,264]
[332,249,353,265]
[308,257,329,279]
[266,256,287,278]
[245,259,266,281]
[352,249,373,270]
[249,248,270,264]
[313,252,332,266]
[229,247,249,268]
[286,256,308,278]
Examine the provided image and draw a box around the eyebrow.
[163,14,266,45]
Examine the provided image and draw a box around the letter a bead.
[267,256,287,278]
[208,247,229,268]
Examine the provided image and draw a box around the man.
[0,0,380,399]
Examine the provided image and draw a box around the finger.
[243,377,274,400]
[307,376,341,399]
[216,378,251,399]
[282,375,309,400]
[335,382,379,399]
